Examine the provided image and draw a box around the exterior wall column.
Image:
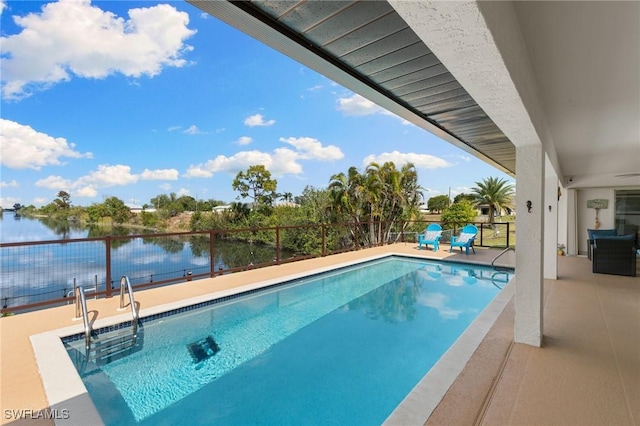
[515,145,544,346]
[544,157,559,279]
[566,189,578,256]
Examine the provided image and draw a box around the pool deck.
[1,243,638,425]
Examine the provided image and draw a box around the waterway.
[0,212,290,311]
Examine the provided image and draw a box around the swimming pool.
[59,256,512,425]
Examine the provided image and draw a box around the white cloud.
[140,168,179,180]
[35,164,178,198]
[184,166,213,178]
[0,180,19,188]
[235,136,252,145]
[363,151,452,169]
[184,125,205,135]
[337,94,386,116]
[186,136,343,179]
[177,188,190,196]
[186,150,293,178]
[0,0,6,17]
[159,183,172,191]
[1,0,196,100]
[79,164,138,187]
[279,137,344,161]
[0,197,19,208]
[35,175,74,190]
[32,197,48,206]
[75,185,98,198]
[0,119,92,169]
[450,186,473,197]
[336,93,415,126]
[244,113,275,127]
[418,293,463,319]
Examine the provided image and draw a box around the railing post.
[322,224,326,256]
[480,223,484,247]
[354,223,359,250]
[276,226,281,264]
[506,222,511,248]
[214,230,216,278]
[73,278,80,319]
[105,236,112,298]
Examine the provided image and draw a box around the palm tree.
[329,162,423,245]
[471,177,514,225]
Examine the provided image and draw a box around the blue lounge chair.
[449,224,478,255]
[418,223,442,251]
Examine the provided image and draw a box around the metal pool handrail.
[119,276,138,337]
[491,247,515,271]
[491,247,515,289]
[75,286,91,350]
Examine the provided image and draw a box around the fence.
[0,220,512,314]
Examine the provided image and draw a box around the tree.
[279,192,294,203]
[103,196,131,224]
[328,162,423,245]
[85,203,106,224]
[453,193,476,204]
[441,200,477,228]
[471,177,514,225]
[328,166,364,224]
[232,165,278,210]
[150,193,171,209]
[295,186,332,224]
[175,195,196,212]
[427,195,450,213]
[54,191,72,209]
[230,202,251,222]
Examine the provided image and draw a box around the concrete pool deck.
[1,243,638,425]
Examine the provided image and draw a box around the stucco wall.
[576,188,615,254]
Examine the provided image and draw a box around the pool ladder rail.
[74,276,140,363]
[74,286,91,351]
[490,247,515,288]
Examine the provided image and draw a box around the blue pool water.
[64,257,510,425]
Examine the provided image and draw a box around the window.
[615,189,640,239]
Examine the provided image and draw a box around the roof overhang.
[188,0,516,177]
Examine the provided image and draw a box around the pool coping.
[30,252,514,425]
[383,270,514,425]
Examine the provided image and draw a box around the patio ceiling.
[189,0,640,188]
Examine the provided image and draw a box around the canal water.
[0,213,289,311]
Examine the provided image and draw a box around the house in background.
[212,205,232,214]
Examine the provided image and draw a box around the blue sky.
[0,0,513,209]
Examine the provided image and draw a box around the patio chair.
[586,228,616,260]
[418,224,442,251]
[591,234,637,277]
[449,224,478,255]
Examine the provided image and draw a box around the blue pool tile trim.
[61,255,513,344]
[61,257,388,344]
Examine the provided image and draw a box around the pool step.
[89,329,138,363]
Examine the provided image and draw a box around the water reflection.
[37,216,85,240]
[0,215,294,309]
[348,263,508,323]
[348,271,422,323]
